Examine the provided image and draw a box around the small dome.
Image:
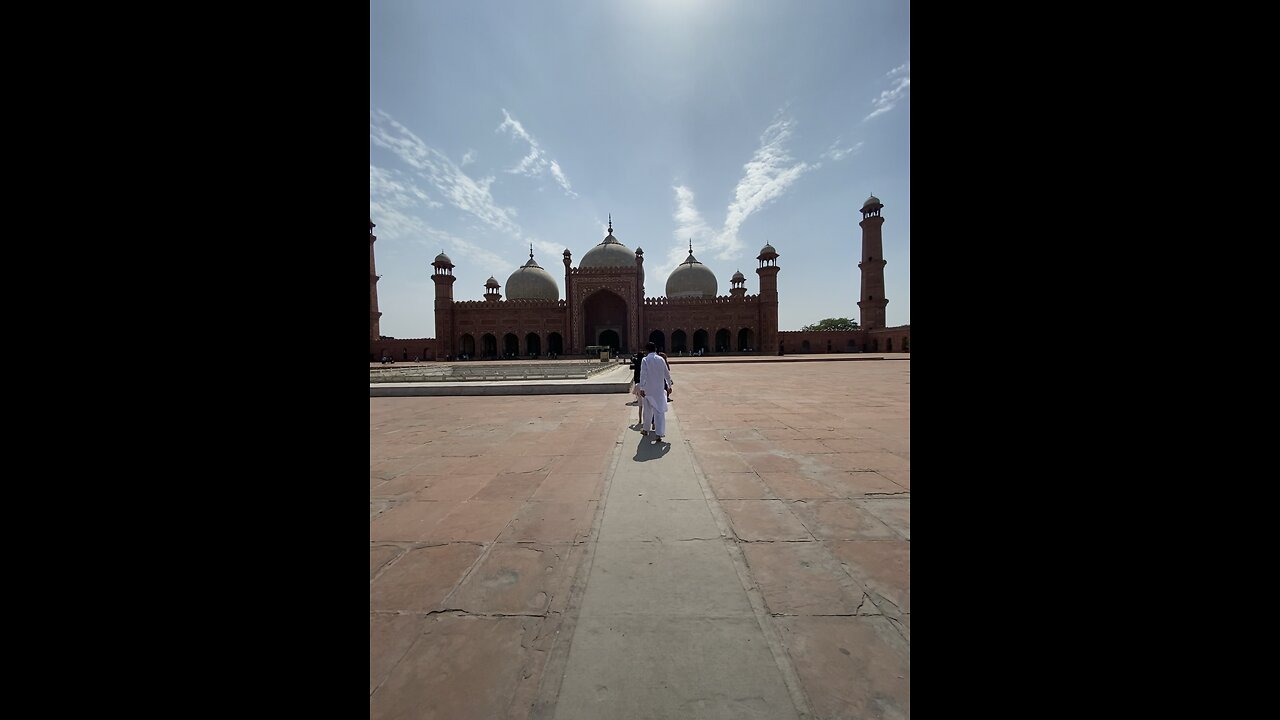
[505,253,560,300]
[434,251,453,265]
[758,243,777,258]
[579,228,636,269]
[563,248,571,256]
[862,195,882,210]
[666,251,718,298]
[731,270,745,282]
[485,276,500,288]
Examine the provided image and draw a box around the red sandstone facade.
[369,198,910,361]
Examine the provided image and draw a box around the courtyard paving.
[370,355,910,719]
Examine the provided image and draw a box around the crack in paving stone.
[769,612,861,617]
[406,608,552,619]
[886,615,909,642]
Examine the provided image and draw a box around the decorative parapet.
[641,294,759,306]
[568,266,640,276]
[452,299,568,308]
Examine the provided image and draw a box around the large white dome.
[579,227,636,269]
[505,253,560,300]
[666,250,718,298]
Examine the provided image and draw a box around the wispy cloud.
[672,185,713,244]
[864,62,910,121]
[497,109,578,198]
[719,113,812,255]
[371,109,523,239]
[369,164,507,272]
[461,149,476,166]
[661,111,813,283]
[822,138,864,162]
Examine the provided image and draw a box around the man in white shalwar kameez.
[637,342,674,443]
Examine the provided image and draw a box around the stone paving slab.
[371,614,548,720]
[370,543,486,613]
[450,543,579,615]
[369,501,460,542]
[421,500,523,543]
[829,540,911,615]
[720,500,815,541]
[575,539,756,618]
[740,541,870,616]
[704,471,778,500]
[789,499,901,540]
[370,613,426,694]
[370,545,403,579]
[528,472,604,502]
[552,616,799,720]
[415,474,496,501]
[859,498,911,540]
[775,616,910,720]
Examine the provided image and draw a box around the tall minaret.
[370,220,382,343]
[756,243,781,355]
[857,195,888,330]
[432,250,456,358]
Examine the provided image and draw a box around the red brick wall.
[777,325,910,354]
[371,338,438,362]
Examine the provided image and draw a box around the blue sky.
[371,0,909,338]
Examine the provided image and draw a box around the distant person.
[628,351,644,424]
[637,342,673,444]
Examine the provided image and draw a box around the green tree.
[801,317,860,331]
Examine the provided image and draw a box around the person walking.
[657,351,673,402]
[628,351,644,425]
[637,342,673,444]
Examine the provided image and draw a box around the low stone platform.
[370,364,633,397]
[371,360,622,384]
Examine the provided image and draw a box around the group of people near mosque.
[629,343,674,445]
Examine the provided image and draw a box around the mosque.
[370,196,910,361]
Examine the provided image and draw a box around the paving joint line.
[678,421,817,720]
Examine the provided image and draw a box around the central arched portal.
[583,290,629,354]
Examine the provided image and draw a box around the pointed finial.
[530,243,534,260]
[689,238,693,254]
[608,213,612,233]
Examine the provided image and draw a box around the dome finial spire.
[689,238,693,255]
[608,213,612,234]
[530,243,534,260]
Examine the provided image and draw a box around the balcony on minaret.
[860,195,883,218]
[432,250,455,277]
